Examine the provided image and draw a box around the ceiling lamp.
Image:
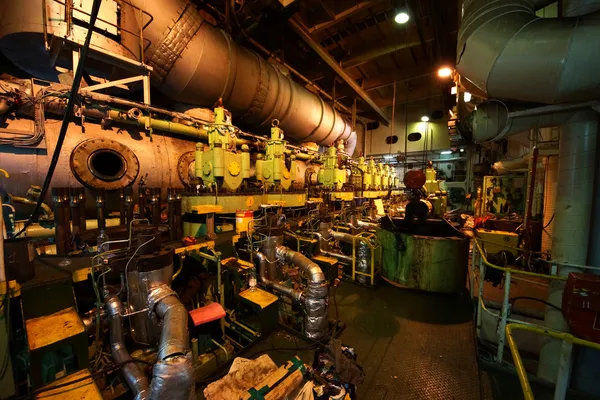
[395,11,410,24]
[421,115,430,122]
[437,67,453,78]
[463,92,472,102]
[440,150,452,155]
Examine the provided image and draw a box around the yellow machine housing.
[381,164,390,190]
[195,107,250,191]
[255,122,296,190]
[424,166,448,216]
[370,159,381,190]
[357,156,372,189]
[475,229,519,257]
[318,145,346,191]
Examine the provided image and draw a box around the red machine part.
[562,272,600,343]
[403,170,426,189]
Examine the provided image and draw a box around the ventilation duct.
[127,0,355,154]
[458,0,600,106]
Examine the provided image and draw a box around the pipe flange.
[127,107,143,120]
[177,151,196,186]
[70,138,140,190]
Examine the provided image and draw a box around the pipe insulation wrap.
[275,245,329,340]
[103,290,150,400]
[127,0,356,154]
[458,0,600,105]
[146,285,194,399]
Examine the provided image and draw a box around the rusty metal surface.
[0,117,195,209]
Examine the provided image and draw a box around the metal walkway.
[330,282,486,399]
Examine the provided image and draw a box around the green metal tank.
[378,229,469,294]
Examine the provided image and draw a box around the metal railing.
[471,236,600,400]
[505,323,600,400]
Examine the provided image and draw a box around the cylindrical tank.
[0,0,143,81]
[0,116,193,215]
[381,232,469,294]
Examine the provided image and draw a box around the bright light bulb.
[437,67,453,78]
[463,91,472,102]
[460,148,465,153]
[395,12,409,24]
[441,150,452,155]
[451,86,457,95]
[421,116,430,122]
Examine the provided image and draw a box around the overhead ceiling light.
[463,92,472,102]
[421,115,430,122]
[440,150,452,155]
[460,148,465,153]
[395,11,410,24]
[437,67,453,78]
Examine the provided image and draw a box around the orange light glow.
[437,67,453,78]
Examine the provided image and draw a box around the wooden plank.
[26,307,84,351]
[264,368,305,400]
[36,369,102,399]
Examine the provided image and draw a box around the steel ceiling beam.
[289,17,391,125]
[308,1,386,34]
[340,39,424,68]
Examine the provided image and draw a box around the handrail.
[472,238,567,281]
[505,323,600,400]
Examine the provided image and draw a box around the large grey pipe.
[458,0,600,106]
[146,285,194,400]
[104,290,150,400]
[128,0,356,154]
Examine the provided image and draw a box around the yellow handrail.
[472,238,566,281]
[505,323,600,400]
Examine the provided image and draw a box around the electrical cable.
[10,0,102,239]
[510,296,562,312]
[18,359,153,399]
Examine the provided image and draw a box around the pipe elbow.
[276,245,326,282]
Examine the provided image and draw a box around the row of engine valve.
[356,156,400,190]
[193,105,400,192]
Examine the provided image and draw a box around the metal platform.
[330,282,485,399]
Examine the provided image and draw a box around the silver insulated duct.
[458,0,600,105]
[128,0,356,153]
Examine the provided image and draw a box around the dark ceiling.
[198,0,459,123]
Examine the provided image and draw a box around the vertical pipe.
[150,188,161,226]
[167,188,176,241]
[119,188,126,225]
[69,188,81,237]
[138,186,146,220]
[96,189,106,231]
[496,271,511,363]
[78,189,86,232]
[52,188,67,254]
[539,111,598,383]
[124,187,134,226]
[523,146,539,253]
[542,155,558,253]
[476,251,485,339]
[61,188,72,252]
[174,190,183,239]
[555,341,573,400]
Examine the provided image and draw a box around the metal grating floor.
[330,282,486,400]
